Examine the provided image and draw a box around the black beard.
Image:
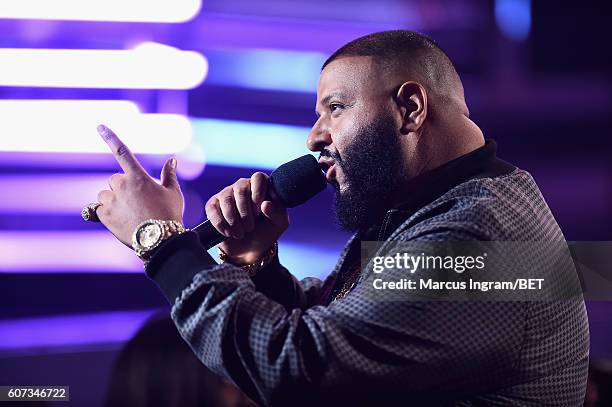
[329,115,404,232]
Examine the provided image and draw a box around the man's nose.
[307,120,332,152]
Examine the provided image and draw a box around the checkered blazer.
[147,155,589,406]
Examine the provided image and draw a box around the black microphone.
[193,154,327,249]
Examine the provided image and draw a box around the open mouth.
[318,158,337,183]
[325,163,337,182]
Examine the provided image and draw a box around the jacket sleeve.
[146,231,527,406]
[250,254,324,312]
[145,231,324,312]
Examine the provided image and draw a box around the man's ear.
[395,81,428,135]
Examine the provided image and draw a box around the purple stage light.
[0,231,339,279]
[0,232,143,272]
[193,15,403,54]
[0,100,192,154]
[205,48,325,92]
[0,174,189,214]
[0,43,207,89]
[0,152,170,170]
[0,117,311,176]
[0,0,201,23]
[0,174,113,214]
[0,309,159,354]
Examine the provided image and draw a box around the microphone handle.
[191,182,280,250]
[192,219,227,249]
[193,213,273,249]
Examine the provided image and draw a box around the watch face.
[138,222,162,249]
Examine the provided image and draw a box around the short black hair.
[322,30,462,99]
[322,29,450,70]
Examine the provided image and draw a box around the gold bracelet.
[218,242,278,277]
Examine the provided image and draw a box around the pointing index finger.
[97,124,146,175]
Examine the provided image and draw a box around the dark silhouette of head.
[104,311,256,407]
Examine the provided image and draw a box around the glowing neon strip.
[0,232,338,279]
[191,119,313,170]
[0,232,143,272]
[0,309,159,352]
[0,174,111,214]
[0,43,207,89]
[206,48,325,92]
[0,174,171,214]
[0,117,310,171]
[0,0,201,23]
[0,100,192,154]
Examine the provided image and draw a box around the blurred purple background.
[1,1,611,405]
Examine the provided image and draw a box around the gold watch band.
[133,219,187,261]
[218,242,278,277]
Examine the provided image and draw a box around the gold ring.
[82,202,102,222]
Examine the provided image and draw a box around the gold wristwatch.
[132,219,187,261]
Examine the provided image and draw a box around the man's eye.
[329,103,344,112]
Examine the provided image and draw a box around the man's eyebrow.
[315,91,350,117]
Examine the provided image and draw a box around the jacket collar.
[367,139,516,241]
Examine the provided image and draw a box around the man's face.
[307,56,406,232]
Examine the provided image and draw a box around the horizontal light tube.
[0,174,171,214]
[206,49,326,92]
[0,100,192,154]
[0,232,143,272]
[192,118,313,170]
[0,42,207,89]
[0,117,310,170]
[0,309,159,353]
[0,0,201,23]
[0,232,338,279]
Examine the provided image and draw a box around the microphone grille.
[269,154,327,208]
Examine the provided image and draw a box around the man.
[90,30,589,405]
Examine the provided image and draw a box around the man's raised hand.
[94,125,184,247]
